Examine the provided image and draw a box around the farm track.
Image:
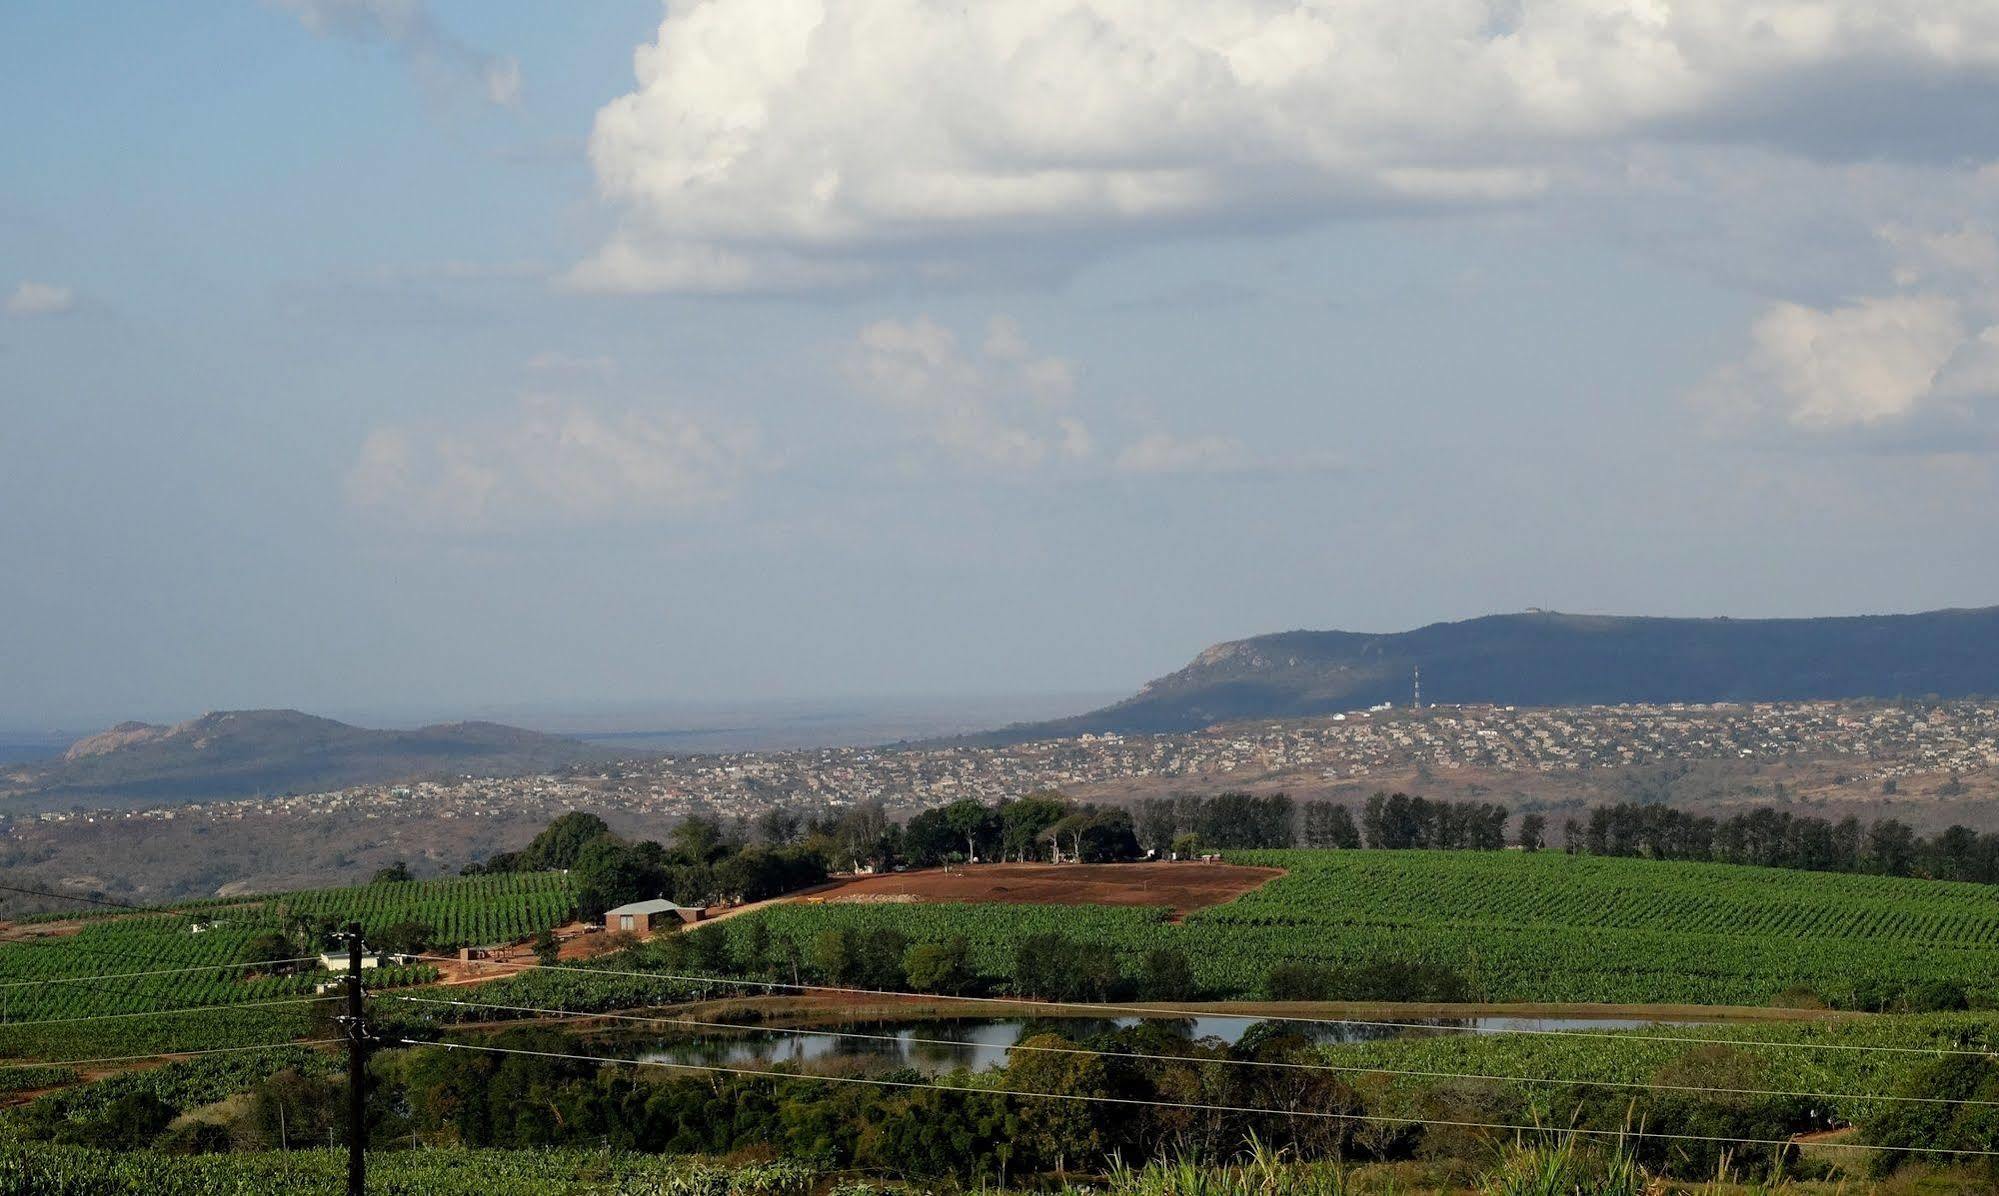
[793,862,1285,916]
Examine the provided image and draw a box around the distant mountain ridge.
[972,606,1999,742]
[1,709,615,805]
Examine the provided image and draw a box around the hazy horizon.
[11,597,1996,735]
[0,688,1128,749]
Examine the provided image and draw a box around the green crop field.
[722,851,1999,1007]
[0,872,575,1061]
[28,847,1999,1043]
[1311,1010,1999,1126]
[248,872,578,946]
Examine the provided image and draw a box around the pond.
[631,1012,1706,1076]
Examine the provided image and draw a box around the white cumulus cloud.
[6,281,75,316]
[1696,294,1997,432]
[571,0,1999,292]
[845,314,1343,476]
[269,0,520,107]
[845,316,1093,470]
[346,397,762,530]
[1696,205,1999,442]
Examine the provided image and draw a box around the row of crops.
[716,851,1999,1006]
[0,1004,323,1067]
[0,917,433,1029]
[0,872,576,1061]
[250,872,577,947]
[1217,850,1999,945]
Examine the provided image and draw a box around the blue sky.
[4,1,1998,730]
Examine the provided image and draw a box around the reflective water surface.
[632,1013,1703,1075]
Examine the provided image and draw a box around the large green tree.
[999,793,1070,861]
[521,812,612,871]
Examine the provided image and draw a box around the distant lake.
[632,1013,1702,1076]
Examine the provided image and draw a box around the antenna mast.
[1413,665,1422,711]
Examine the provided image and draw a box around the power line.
[0,1038,343,1072]
[0,947,336,1026]
[407,953,1999,1059]
[0,957,326,990]
[0,882,151,911]
[0,994,338,1030]
[0,883,392,1017]
[0,951,348,1035]
[0,891,290,1013]
[390,994,1999,1111]
[402,1037,1999,1160]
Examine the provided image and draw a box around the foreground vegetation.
[7,1103,1992,1193]
[0,1140,818,1195]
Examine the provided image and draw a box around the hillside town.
[28,698,1999,835]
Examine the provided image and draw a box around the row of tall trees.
[901,794,1139,866]
[474,788,1999,919]
[756,794,1143,872]
[1359,792,1511,851]
[1115,790,1999,884]
[1133,792,1297,854]
[1299,801,1362,848]
[1572,802,1999,882]
[1130,791,1521,854]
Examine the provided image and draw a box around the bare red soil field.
[802,862,1280,916]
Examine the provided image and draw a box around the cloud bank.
[570,0,1999,293]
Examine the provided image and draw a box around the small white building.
[318,951,383,971]
[604,898,707,934]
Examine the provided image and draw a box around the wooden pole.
[345,921,366,1196]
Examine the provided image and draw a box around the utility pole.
[340,921,367,1196]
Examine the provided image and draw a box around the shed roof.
[604,898,704,917]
